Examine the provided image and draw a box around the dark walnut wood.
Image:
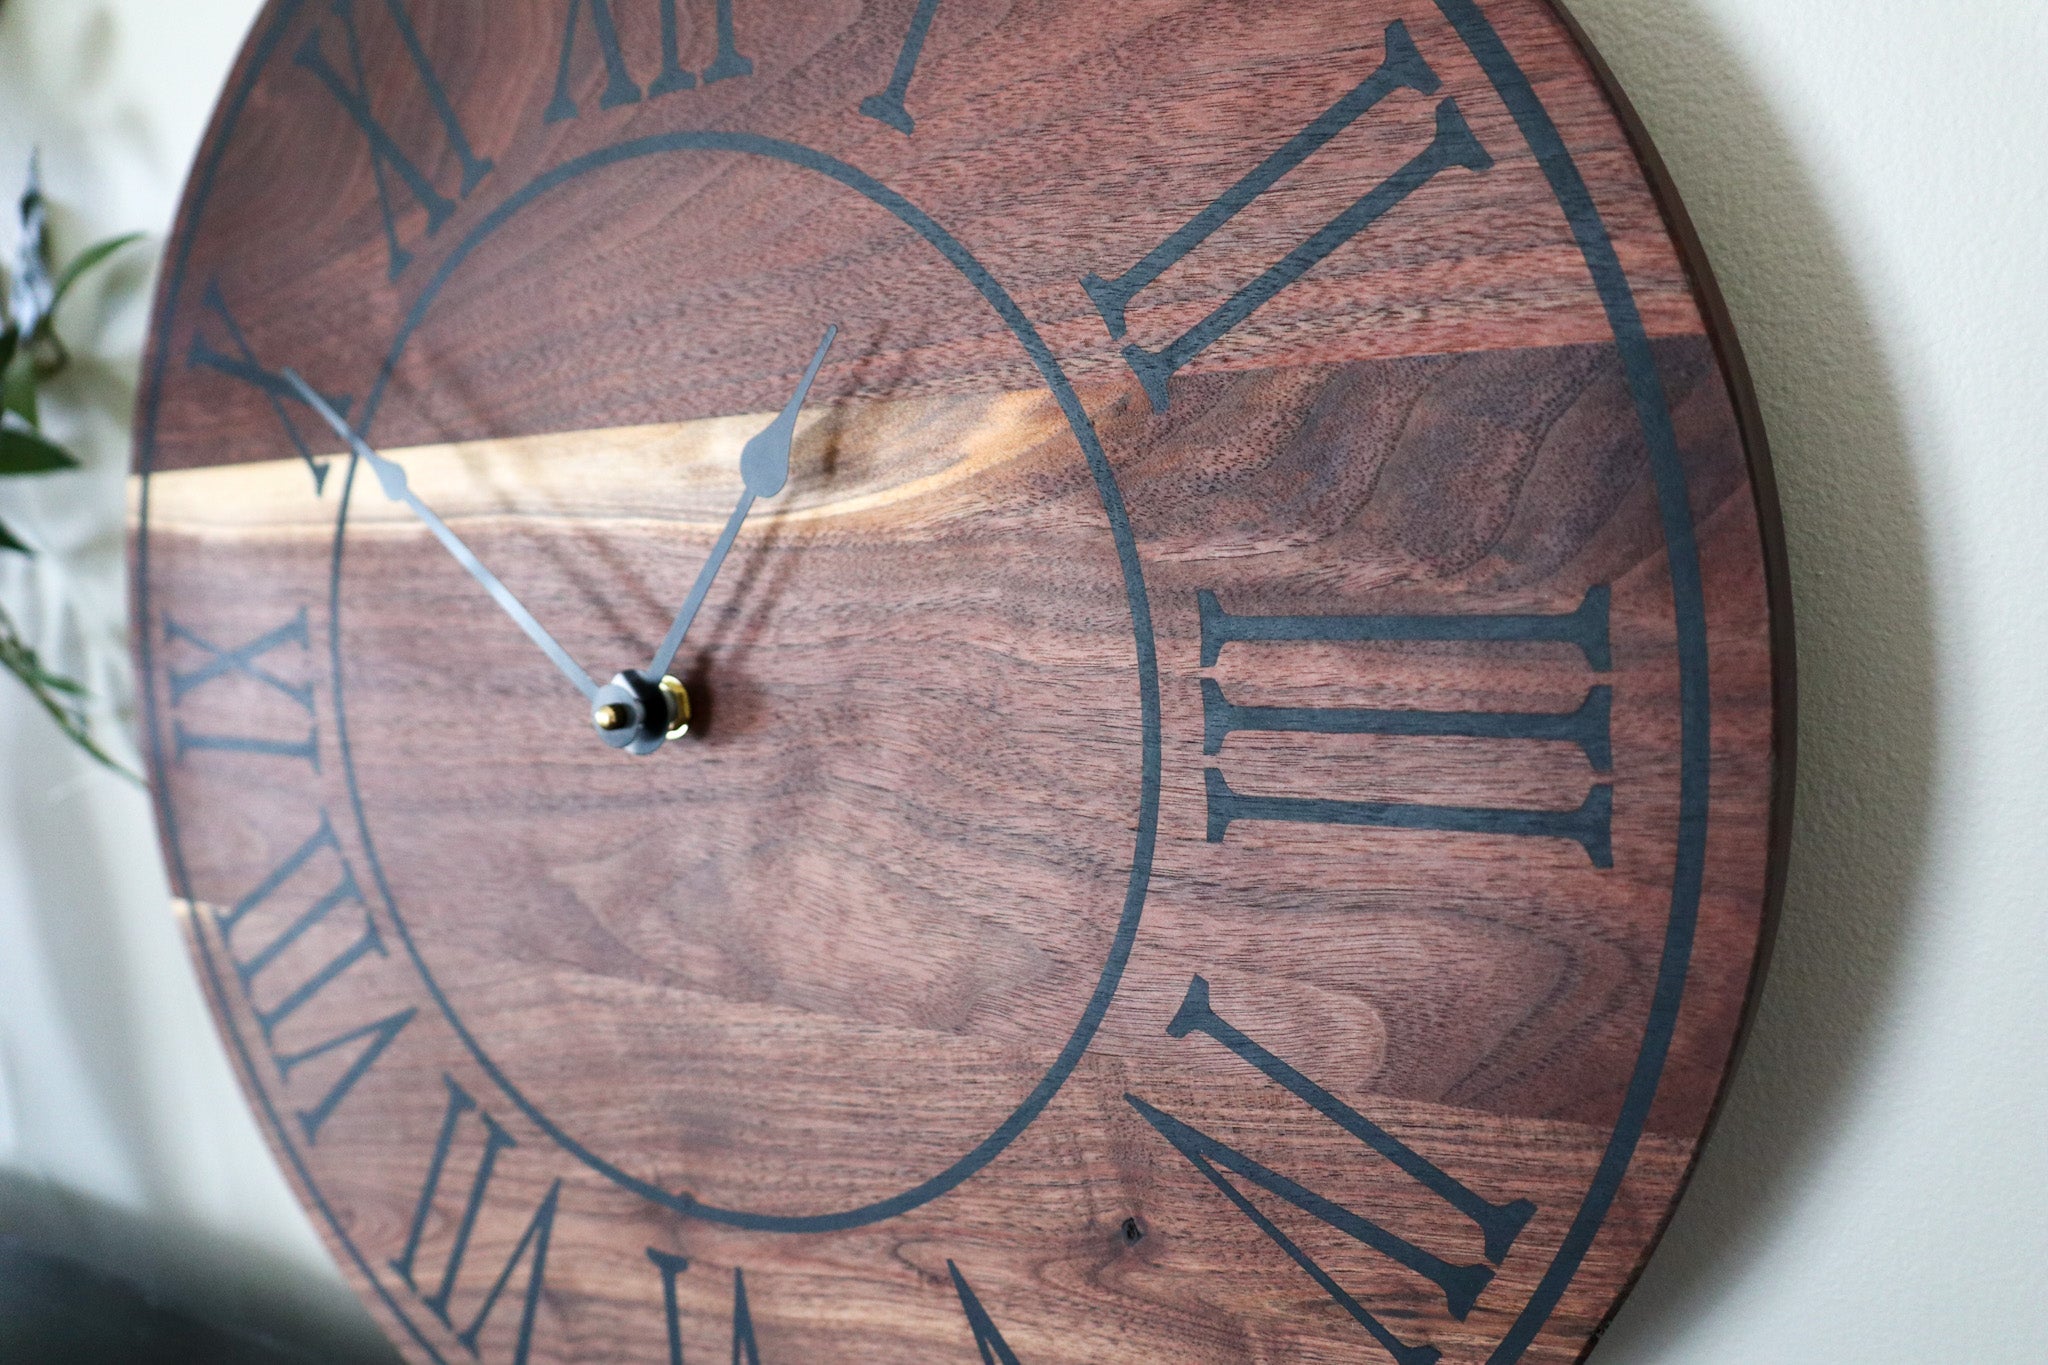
[132,1,1788,1362]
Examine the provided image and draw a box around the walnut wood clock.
[132,0,1791,1360]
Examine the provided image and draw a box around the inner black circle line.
[328,133,1165,1235]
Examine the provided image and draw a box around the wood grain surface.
[132,1,1788,1362]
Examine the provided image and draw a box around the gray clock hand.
[283,370,602,703]
[645,324,837,680]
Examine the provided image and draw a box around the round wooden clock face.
[133,1,1788,1361]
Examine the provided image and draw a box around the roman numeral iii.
[1081,21,1492,410]
[295,0,493,279]
[1131,976,1536,1365]
[1201,587,1616,867]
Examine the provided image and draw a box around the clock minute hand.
[283,371,602,704]
[645,324,837,680]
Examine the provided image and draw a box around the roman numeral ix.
[1130,976,1536,1365]
[166,606,321,770]
[1081,21,1492,410]
[1201,587,1616,867]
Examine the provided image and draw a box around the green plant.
[1,151,142,776]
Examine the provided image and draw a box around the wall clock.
[132,0,1792,1360]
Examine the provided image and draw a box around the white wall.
[0,0,2041,1360]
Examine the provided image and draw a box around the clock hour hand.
[283,371,602,704]
[645,324,837,681]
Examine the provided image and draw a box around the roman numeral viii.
[547,0,752,123]
[1130,977,1535,1365]
[1081,21,1492,410]
[213,809,414,1145]
[1201,587,1615,867]
[393,1077,562,1364]
[296,0,493,280]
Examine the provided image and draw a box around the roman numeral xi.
[296,0,493,280]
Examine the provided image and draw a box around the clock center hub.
[591,669,691,755]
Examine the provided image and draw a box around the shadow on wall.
[1553,1,1938,1358]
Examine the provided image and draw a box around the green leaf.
[0,599,142,783]
[3,352,36,424]
[0,516,27,554]
[0,418,76,474]
[50,232,144,313]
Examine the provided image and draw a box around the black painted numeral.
[1201,587,1615,867]
[548,0,749,121]
[186,284,350,494]
[392,1077,561,1364]
[859,0,942,134]
[646,1252,761,1365]
[948,1261,1022,1365]
[212,810,413,1144]
[295,0,493,280]
[1081,21,1491,410]
[166,606,320,770]
[1130,977,1535,1365]
[277,1005,416,1145]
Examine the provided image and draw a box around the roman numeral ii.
[392,1077,562,1365]
[1080,21,1492,410]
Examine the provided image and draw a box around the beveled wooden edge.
[1534,3,1797,1356]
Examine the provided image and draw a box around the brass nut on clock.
[659,675,691,740]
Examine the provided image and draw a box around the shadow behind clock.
[1553,0,1936,1356]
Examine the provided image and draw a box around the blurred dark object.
[0,1236,331,1364]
